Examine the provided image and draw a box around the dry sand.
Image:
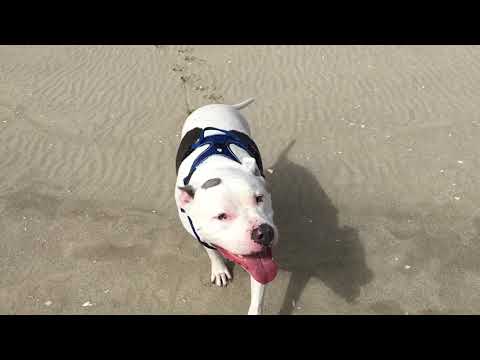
[1,45,480,314]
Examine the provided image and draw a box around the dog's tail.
[231,98,255,110]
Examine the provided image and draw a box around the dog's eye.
[255,195,264,204]
[217,213,228,220]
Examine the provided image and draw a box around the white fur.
[248,277,265,315]
[175,98,273,315]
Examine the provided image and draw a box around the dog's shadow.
[266,141,374,314]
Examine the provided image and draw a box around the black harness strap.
[180,208,217,250]
[176,127,264,177]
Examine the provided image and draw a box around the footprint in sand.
[174,47,225,114]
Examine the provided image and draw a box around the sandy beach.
[1,45,480,314]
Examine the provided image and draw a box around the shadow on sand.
[266,141,374,314]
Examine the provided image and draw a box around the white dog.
[174,98,278,315]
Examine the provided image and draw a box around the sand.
[1,45,480,314]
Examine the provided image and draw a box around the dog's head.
[176,157,278,284]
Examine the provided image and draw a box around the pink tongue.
[217,248,278,285]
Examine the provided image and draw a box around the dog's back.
[180,99,254,138]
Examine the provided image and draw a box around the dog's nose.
[251,224,274,246]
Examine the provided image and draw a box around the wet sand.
[1,45,480,314]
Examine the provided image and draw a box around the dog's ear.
[177,185,195,207]
[242,157,260,176]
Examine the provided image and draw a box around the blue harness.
[177,127,264,250]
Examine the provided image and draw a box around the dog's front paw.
[210,261,232,287]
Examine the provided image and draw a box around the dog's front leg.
[204,247,231,287]
[248,276,265,315]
